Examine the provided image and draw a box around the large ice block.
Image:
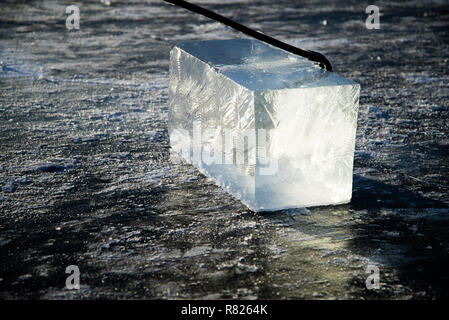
[169,39,360,211]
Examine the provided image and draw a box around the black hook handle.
[163,0,333,72]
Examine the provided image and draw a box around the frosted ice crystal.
[169,39,360,211]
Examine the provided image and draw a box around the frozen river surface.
[0,0,448,299]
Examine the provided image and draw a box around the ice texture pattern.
[169,39,360,211]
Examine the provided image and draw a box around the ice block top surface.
[175,39,357,91]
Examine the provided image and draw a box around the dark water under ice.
[0,0,448,299]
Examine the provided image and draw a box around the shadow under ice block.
[169,39,360,212]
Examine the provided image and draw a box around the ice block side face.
[169,44,258,206]
[253,84,360,210]
[169,39,360,211]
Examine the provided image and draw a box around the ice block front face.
[169,39,360,211]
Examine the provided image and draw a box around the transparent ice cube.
[169,39,360,211]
